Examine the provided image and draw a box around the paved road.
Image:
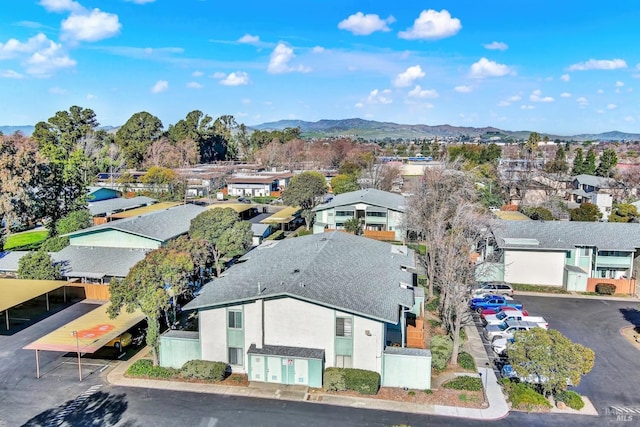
[516,295,640,413]
[1,297,637,426]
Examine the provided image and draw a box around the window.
[336,355,352,368]
[366,211,387,217]
[228,310,242,329]
[228,347,243,365]
[336,317,353,337]
[336,211,354,217]
[580,247,589,256]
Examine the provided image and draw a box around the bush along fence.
[323,367,380,395]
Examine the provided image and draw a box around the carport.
[259,206,301,231]
[207,203,258,220]
[108,201,181,220]
[0,278,71,330]
[23,303,145,381]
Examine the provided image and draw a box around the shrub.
[430,335,453,371]
[555,390,584,410]
[595,283,616,295]
[343,368,380,395]
[442,376,483,391]
[425,296,439,312]
[323,368,380,395]
[181,360,229,381]
[458,352,476,371]
[407,390,416,397]
[126,359,179,379]
[323,368,346,391]
[423,389,433,395]
[502,379,552,411]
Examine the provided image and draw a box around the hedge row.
[323,367,380,395]
[126,359,230,381]
[555,390,585,410]
[595,283,616,295]
[501,379,552,411]
[442,376,483,391]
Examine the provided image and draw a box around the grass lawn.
[4,230,49,250]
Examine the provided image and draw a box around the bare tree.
[408,161,476,300]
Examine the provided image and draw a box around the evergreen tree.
[582,147,597,175]
[595,148,618,177]
[571,148,584,175]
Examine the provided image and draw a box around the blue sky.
[1,0,639,135]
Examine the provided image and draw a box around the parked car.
[492,337,514,356]
[483,319,540,341]
[483,310,549,329]
[480,306,529,320]
[469,295,523,313]
[106,332,132,352]
[471,282,514,297]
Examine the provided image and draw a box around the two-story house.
[569,174,623,221]
[312,189,406,241]
[226,172,293,198]
[177,232,431,390]
[484,220,640,294]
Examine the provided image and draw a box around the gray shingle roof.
[247,343,325,360]
[184,231,416,324]
[66,204,207,243]
[492,219,640,251]
[87,196,157,216]
[572,174,620,189]
[53,246,148,278]
[0,251,29,273]
[383,347,432,357]
[313,189,406,213]
[162,330,199,340]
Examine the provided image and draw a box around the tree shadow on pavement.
[620,306,640,330]
[22,391,133,427]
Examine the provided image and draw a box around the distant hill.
[3,119,640,142]
[252,118,640,141]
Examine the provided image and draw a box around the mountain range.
[2,119,639,142]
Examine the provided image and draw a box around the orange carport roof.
[0,279,70,313]
[109,202,182,219]
[206,203,255,213]
[259,206,300,224]
[23,303,145,353]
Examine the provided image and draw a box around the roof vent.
[293,269,300,274]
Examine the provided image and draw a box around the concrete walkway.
[106,337,510,420]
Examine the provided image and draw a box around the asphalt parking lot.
[488,295,640,414]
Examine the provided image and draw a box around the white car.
[483,311,549,329]
[491,337,513,355]
[471,282,514,298]
[483,320,540,341]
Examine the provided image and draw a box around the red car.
[480,305,528,320]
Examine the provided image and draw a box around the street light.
[71,331,82,382]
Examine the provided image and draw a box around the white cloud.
[408,85,438,98]
[186,81,203,89]
[568,58,627,71]
[192,70,203,77]
[520,105,535,110]
[151,80,168,93]
[393,65,425,87]
[0,69,24,79]
[267,43,310,74]
[211,71,226,79]
[625,116,635,122]
[39,0,83,13]
[483,41,508,51]
[398,9,461,40]
[312,46,325,53]
[62,9,121,42]
[220,71,250,86]
[469,57,512,78]
[577,96,589,108]
[241,98,251,105]
[238,34,260,44]
[86,93,95,99]
[561,74,570,82]
[338,12,395,36]
[0,33,52,59]
[454,85,472,93]
[616,80,624,87]
[48,86,67,95]
[529,89,554,102]
[21,35,76,76]
[607,103,617,110]
[498,94,521,107]
[363,88,392,105]
[597,89,604,94]
[560,92,572,98]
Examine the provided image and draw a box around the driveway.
[515,295,640,413]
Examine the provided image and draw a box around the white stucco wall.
[352,317,384,373]
[504,250,566,286]
[199,307,228,363]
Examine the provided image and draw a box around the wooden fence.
[586,277,637,295]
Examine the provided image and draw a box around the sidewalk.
[106,336,510,420]
[515,290,640,302]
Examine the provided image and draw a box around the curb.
[515,291,640,302]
